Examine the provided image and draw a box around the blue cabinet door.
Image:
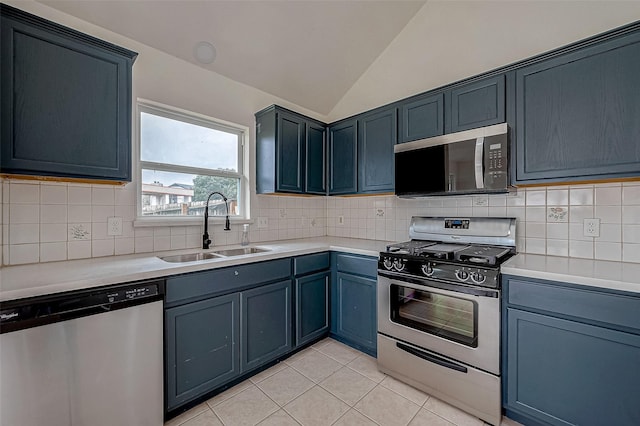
[505,308,640,426]
[0,5,136,181]
[255,105,325,195]
[515,31,640,184]
[305,122,326,194]
[398,92,444,143]
[165,293,240,410]
[277,111,305,193]
[295,271,330,347]
[241,280,292,372]
[358,108,397,193]
[450,75,505,132]
[328,120,358,195]
[332,272,377,355]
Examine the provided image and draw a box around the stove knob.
[455,270,469,281]
[383,257,394,270]
[393,258,406,272]
[471,272,486,284]
[421,263,434,276]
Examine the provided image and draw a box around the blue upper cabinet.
[358,107,397,193]
[255,105,326,195]
[515,31,640,184]
[398,92,444,143]
[450,75,505,133]
[328,119,358,195]
[0,4,136,182]
[277,111,306,193]
[305,122,327,194]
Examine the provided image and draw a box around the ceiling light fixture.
[194,41,217,64]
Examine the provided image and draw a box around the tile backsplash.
[1,179,325,266]
[324,182,640,264]
[1,178,639,266]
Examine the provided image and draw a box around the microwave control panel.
[484,137,508,189]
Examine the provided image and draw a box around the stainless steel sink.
[212,247,270,256]
[158,252,224,263]
[158,247,270,263]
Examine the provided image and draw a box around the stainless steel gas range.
[377,216,516,426]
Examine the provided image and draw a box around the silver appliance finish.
[377,275,500,374]
[394,123,510,198]
[377,216,516,426]
[394,123,508,154]
[377,334,501,425]
[0,299,163,426]
[409,216,516,247]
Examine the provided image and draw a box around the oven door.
[377,273,500,374]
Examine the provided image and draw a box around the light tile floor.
[165,338,523,426]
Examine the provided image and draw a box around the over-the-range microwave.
[394,123,511,197]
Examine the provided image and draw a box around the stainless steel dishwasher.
[0,279,164,426]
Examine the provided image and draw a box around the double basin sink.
[158,247,269,263]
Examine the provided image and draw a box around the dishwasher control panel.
[0,280,164,334]
[106,284,159,303]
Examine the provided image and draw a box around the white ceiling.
[38,0,426,116]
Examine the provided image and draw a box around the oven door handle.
[396,342,468,373]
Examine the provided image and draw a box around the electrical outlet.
[107,216,123,236]
[257,217,268,229]
[338,215,344,226]
[583,218,600,237]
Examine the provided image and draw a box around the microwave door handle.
[475,137,485,189]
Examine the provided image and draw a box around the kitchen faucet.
[202,191,231,249]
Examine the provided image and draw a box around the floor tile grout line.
[404,406,422,426]
[209,407,225,426]
[317,364,381,409]
[169,403,211,426]
[330,407,380,426]
[343,360,387,384]
[251,385,285,425]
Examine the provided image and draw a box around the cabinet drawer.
[166,258,291,305]
[293,252,330,276]
[505,277,640,332]
[335,253,377,278]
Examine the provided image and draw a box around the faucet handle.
[202,234,212,249]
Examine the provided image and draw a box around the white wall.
[1,0,327,265]
[328,1,640,121]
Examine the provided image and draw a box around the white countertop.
[4,238,640,302]
[501,253,640,294]
[0,237,389,302]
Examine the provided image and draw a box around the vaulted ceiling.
[39,0,426,116]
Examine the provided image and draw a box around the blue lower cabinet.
[502,275,640,426]
[331,271,377,355]
[165,293,240,410]
[505,309,640,426]
[295,271,330,347]
[241,280,292,372]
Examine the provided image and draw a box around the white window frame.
[134,99,250,227]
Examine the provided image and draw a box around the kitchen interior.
[1,1,640,426]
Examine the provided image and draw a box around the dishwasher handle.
[0,280,164,334]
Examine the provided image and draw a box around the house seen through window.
[139,102,245,218]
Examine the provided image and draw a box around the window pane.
[140,112,239,172]
[141,169,239,216]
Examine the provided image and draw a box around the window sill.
[134,217,253,228]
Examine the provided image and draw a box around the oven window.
[390,284,478,347]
